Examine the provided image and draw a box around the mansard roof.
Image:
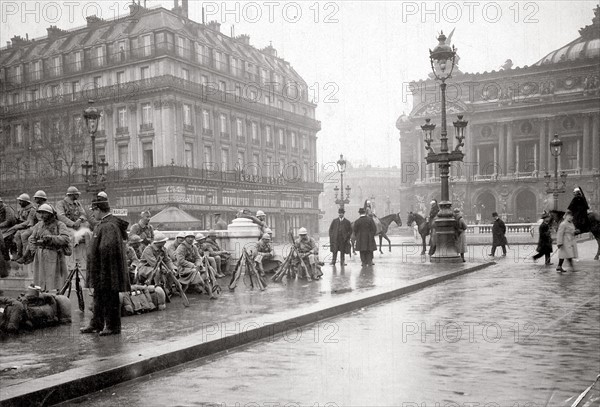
[0,5,306,85]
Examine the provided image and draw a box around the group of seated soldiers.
[125,228,232,298]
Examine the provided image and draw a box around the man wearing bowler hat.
[328,207,352,266]
[489,211,508,257]
[353,207,377,267]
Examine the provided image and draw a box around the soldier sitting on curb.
[292,227,323,280]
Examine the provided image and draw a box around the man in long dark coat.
[489,211,507,257]
[532,213,553,265]
[353,208,377,267]
[329,207,352,266]
[81,195,130,336]
[567,186,590,234]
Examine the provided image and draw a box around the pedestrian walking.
[454,208,467,262]
[532,213,553,265]
[328,207,352,266]
[556,209,578,273]
[28,204,71,291]
[353,208,377,267]
[81,195,130,336]
[489,212,508,257]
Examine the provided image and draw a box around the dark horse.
[351,213,403,254]
[407,212,431,255]
[548,210,600,260]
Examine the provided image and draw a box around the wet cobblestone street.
[71,242,600,406]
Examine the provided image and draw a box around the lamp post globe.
[334,154,350,210]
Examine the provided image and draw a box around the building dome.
[535,6,600,66]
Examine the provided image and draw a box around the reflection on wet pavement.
[0,242,482,389]
[72,244,599,406]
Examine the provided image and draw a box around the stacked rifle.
[229,248,267,291]
[272,232,316,282]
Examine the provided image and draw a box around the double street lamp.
[334,154,351,209]
[544,134,567,211]
[420,32,468,262]
[81,100,108,194]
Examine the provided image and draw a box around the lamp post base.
[430,201,462,263]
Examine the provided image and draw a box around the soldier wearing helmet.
[56,186,90,231]
[214,213,228,230]
[194,233,221,277]
[0,197,17,261]
[28,204,71,290]
[293,227,323,280]
[175,232,214,297]
[167,231,186,263]
[136,232,176,286]
[6,193,34,261]
[200,230,230,276]
[125,235,142,284]
[254,232,283,276]
[129,210,155,252]
[15,191,49,263]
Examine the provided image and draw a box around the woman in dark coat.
[81,196,130,336]
[532,214,553,265]
[353,208,377,266]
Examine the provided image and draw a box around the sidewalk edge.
[0,262,495,407]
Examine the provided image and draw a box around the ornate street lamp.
[334,154,351,209]
[544,134,567,211]
[419,32,468,262]
[81,100,107,194]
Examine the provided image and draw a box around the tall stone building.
[0,2,322,236]
[397,6,600,224]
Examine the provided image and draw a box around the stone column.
[499,124,506,176]
[476,147,480,176]
[506,123,514,175]
[539,119,547,172]
[548,117,555,170]
[593,114,600,172]
[582,114,590,172]
[417,131,423,182]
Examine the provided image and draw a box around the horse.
[548,209,600,260]
[350,213,403,254]
[407,212,431,255]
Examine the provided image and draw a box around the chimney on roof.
[129,1,143,15]
[47,25,67,39]
[207,20,221,32]
[86,15,103,27]
[236,34,250,45]
[182,0,189,18]
[11,35,31,47]
[262,42,277,57]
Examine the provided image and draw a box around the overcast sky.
[1,1,597,168]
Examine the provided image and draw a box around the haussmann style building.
[0,0,322,237]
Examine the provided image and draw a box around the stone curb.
[0,261,495,407]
